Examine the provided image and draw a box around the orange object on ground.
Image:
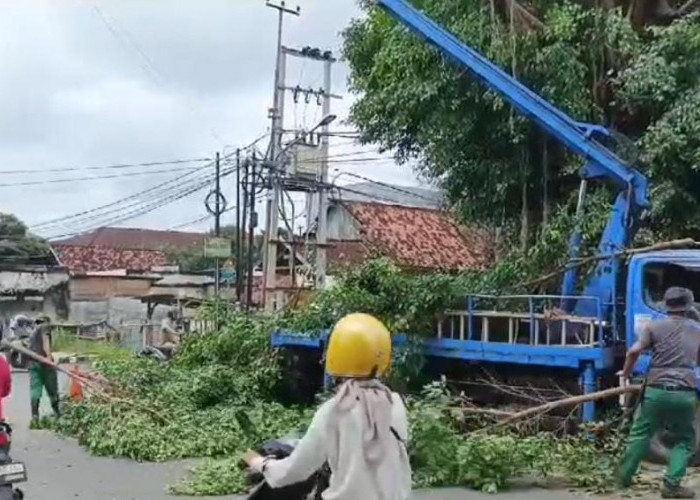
[69,365,84,403]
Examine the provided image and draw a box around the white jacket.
[262,384,412,500]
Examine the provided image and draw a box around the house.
[52,227,206,274]
[257,182,491,310]
[0,263,70,325]
[50,227,213,327]
[326,201,493,273]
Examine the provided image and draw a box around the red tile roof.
[326,240,374,273]
[53,245,168,274]
[52,227,205,251]
[335,202,492,271]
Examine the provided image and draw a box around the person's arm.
[42,328,53,362]
[391,393,409,443]
[257,400,333,488]
[621,326,652,379]
[162,323,179,335]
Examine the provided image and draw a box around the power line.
[298,157,395,165]
[0,157,211,175]
[0,166,200,188]
[47,168,236,240]
[332,171,440,204]
[169,191,267,231]
[328,183,408,205]
[30,146,255,233]
[31,167,209,230]
[31,151,239,231]
[91,4,226,146]
[45,168,227,238]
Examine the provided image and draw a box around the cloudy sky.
[0,0,422,239]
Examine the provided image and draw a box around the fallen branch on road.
[492,384,642,427]
[0,340,167,423]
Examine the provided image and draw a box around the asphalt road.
[1,370,585,499]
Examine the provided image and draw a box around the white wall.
[327,205,360,240]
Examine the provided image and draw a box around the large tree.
[0,213,52,265]
[343,0,700,245]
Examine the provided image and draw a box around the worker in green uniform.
[618,287,700,499]
[29,315,59,423]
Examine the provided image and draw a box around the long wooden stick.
[495,384,642,426]
[1,340,167,422]
[518,239,698,289]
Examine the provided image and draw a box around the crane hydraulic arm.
[374,0,651,320]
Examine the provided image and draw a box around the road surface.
[3,370,584,499]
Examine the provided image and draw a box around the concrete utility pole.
[247,154,258,312]
[235,149,243,303]
[263,0,299,312]
[315,58,332,289]
[214,151,221,296]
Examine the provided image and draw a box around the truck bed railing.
[437,294,611,347]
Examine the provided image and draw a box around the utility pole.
[241,158,250,308]
[214,152,221,296]
[235,149,243,303]
[315,58,332,289]
[263,0,300,311]
[246,153,258,311]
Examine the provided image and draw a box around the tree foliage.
[343,1,700,241]
[165,225,263,273]
[51,318,624,496]
[0,213,51,264]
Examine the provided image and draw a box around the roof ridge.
[52,243,168,252]
[343,200,447,213]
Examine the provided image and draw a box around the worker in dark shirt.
[618,287,700,498]
[29,316,59,423]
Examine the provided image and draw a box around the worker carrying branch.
[243,313,412,500]
[28,316,60,423]
[618,287,700,499]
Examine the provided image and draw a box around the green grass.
[52,329,131,362]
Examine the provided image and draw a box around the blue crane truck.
[272,0,700,460]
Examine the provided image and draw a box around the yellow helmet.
[325,313,392,378]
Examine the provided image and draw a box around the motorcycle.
[2,316,33,371]
[6,340,29,371]
[137,345,173,362]
[0,422,26,500]
[244,437,330,500]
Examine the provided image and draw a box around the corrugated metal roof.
[333,182,443,209]
[0,268,69,295]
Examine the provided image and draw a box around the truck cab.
[627,250,700,379]
[625,250,700,462]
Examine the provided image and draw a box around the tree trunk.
[542,138,549,229]
[520,160,529,251]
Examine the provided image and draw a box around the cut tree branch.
[517,238,698,290]
[0,340,167,423]
[678,0,700,16]
[494,384,642,427]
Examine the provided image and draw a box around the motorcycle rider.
[244,313,412,500]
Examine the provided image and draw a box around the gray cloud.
[0,0,422,237]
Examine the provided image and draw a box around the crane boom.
[374,0,652,319]
[375,0,649,207]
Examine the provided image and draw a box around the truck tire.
[648,404,700,466]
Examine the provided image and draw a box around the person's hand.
[242,449,264,472]
[616,370,630,385]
